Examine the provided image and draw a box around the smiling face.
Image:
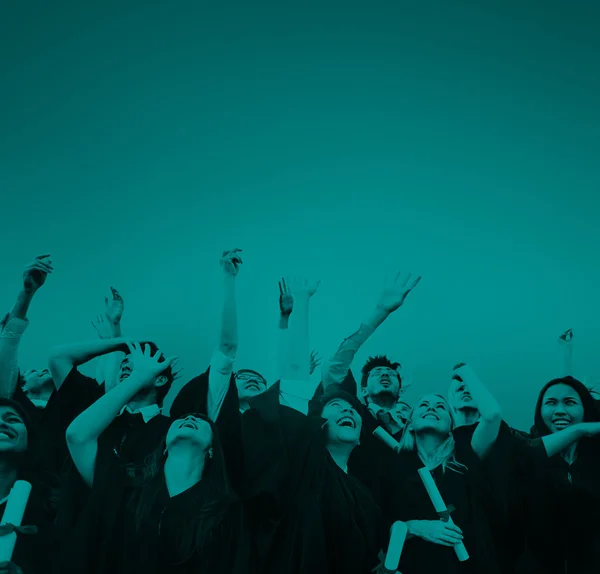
[21,368,53,395]
[321,398,362,445]
[165,414,213,453]
[363,366,401,403]
[395,401,411,425]
[540,383,585,434]
[410,395,453,435]
[0,406,28,453]
[235,370,268,401]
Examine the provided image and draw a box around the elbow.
[480,406,502,424]
[65,423,90,447]
[218,342,238,359]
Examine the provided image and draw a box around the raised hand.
[22,254,53,294]
[125,343,178,385]
[220,248,243,277]
[376,271,421,314]
[286,276,321,299]
[309,350,322,375]
[104,286,124,325]
[91,314,115,339]
[558,329,573,345]
[279,278,294,317]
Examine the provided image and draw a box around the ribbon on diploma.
[0,524,38,537]
[436,504,456,522]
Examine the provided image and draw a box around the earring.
[163,448,168,456]
[207,449,213,459]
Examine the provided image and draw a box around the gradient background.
[1,1,599,430]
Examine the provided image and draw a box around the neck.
[0,457,20,500]
[454,407,480,427]
[24,385,53,402]
[238,399,250,412]
[415,431,446,461]
[368,393,397,411]
[126,388,158,412]
[561,441,578,465]
[164,445,206,498]
[326,442,355,472]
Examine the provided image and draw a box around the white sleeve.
[207,349,235,422]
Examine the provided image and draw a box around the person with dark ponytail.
[55,343,252,574]
[518,376,600,574]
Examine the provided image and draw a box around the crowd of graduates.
[0,250,598,574]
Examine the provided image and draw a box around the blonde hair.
[398,394,467,474]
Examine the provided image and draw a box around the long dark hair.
[127,413,237,563]
[532,376,599,438]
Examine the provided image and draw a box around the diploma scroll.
[373,427,401,452]
[0,481,32,561]
[383,521,407,572]
[417,468,469,562]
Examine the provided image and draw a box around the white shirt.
[0,316,29,397]
[118,403,161,423]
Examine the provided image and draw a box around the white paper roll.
[417,467,469,562]
[373,427,401,452]
[384,521,408,571]
[0,480,32,561]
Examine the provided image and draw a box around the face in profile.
[395,401,411,425]
[235,370,267,401]
[363,367,401,402]
[0,406,28,454]
[21,368,53,395]
[540,383,585,434]
[321,398,362,445]
[165,414,213,454]
[410,394,453,436]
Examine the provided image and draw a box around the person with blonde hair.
[386,364,502,574]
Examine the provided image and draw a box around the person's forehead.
[544,384,581,400]
[0,405,23,420]
[417,394,447,405]
[325,397,353,409]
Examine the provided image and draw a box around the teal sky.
[1,1,599,429]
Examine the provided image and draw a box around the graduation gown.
[52,447,253,574]
[386,446,501,574]
[517,437,600,574]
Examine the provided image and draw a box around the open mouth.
[180,420,198,430]
[552,418,571,429]
[245,382,263,391]
[422,413,439,421]
[336,416,356,429]
[0,428,16,440]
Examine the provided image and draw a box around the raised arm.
[453,363,502,459]
[206,249,241,421]
[558,329,573,376]
[93,287,125,389]
[66,343,175,487]
[0,255,53,398]
[321,271,421,389]
[48,337,130,390]
[540,421,600,458]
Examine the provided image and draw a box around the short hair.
[360,355,402,389]
[131,341,174,407]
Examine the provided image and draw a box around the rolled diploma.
[373,427,401,452]
[0,480,32,561]
[417,468,469,562]
[385,521,407,571]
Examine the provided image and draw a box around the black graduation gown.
[53,448,253,574]
[173,372,385,574]
[453,421,530,574]
[517,438,600,574]
[241,388,386,574]
[386,447,501,574]
[311,371,402,508]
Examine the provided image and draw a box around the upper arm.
[207,350,235,421]
[471,416,502,459]
[66,436,98,488]
[48,352,76,390]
